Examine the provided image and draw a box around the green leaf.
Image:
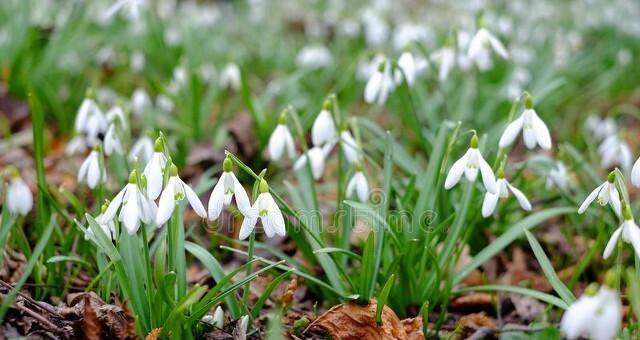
[524,229,575,304]
[455,285,569,309]
[376,274,395,325]
[251,270,294,318]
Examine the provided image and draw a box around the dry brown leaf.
[450,293,495,309]
[82,296,101,340]
[456,312,495,329]
[307,300,424,340]
[145,328,161,340]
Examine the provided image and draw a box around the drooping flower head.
[156,163,207,225]
[498,93,552,150]
[143,136,168,200]
[364,59,394,105]
[78,143,106,189]
[340,127,361,164]
[444,133,497,194]
[603,202,640,259]
[481,164,531,217]
[87,201,116,241]
[311,99,337,147]
[293,143,334,180]
[75,88,107,146]
[208,156,251,221]
[467,24,509,70]
[238,179,286,240]
[267,111,296,161]
[578,171,621,216]
[5,168,33,216]
[346,163,369,202]
[129,135,154,164]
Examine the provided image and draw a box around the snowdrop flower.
[293,143,334,180]
[104,124,123,156]
[65,136,87,156]
[202,306,224,328]
[105,106,126,127]
[143,138,168,200]
[78,145,105,189]
[430,46,456,82]
[585,115,616,140]
[105,0,145,21]
[208,157,251,220]
[219,63,241,91]
[364,60,394,105]
[468,27,509,68]
[75,92,107,145]
[546,161,569,190]
[340,129,360,163]
[86,202,116,241]
[131,88,152,118]
[560,277,621,340]
[156,94,175,113]
[361,9,389,47]
[130,51,145,73]
[603,203,640,259]
[598,134,633,172]
[393,23,430,51]
[296,45,333,69]
[156,164,207,225]
[239,179,286,240]
[578,172,621,216]
[631,157,640,188]
[129,136,154,163]
[6,170,33,216]
[346,166,369,202]
[394,51,417,86]
[444,134,497,194]
[481,170,531,217]
[267,113,295,161]
[99,170,157,234]
[311,100,337,146]
[499,94,551,150]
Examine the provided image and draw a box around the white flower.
[361,9,389,47]
[560,285,621,340]
[219,63,241,91]
[143,143,168,201]
[78,149,105,189]
[444,136,497,194]
[632,158,640,188]
[239,180,285,240]
[104,0,145,21]
[86,209,116,241]
[394,51,417,85]
[346,171,369,202]
[65,136,87,156]
[598,134,632,172]
[6,174,33,216]
[577,175,621,216]
[202,306,224,328]
[311,104,337,146]
[296,45,333,69]
[603,215,640,259]
[430,47,456,81]
[585,115,616,140]
[340,130,360,163]
[75,96,107,145]
[156,164,207,225]
[99,171,158,234]
[104,124,123,156]
[105,106,126,128]
[207,158,251,221]
[482,177,531,217]
[130,51,145,73]
[156,94,175,113]
[129,136,154,163]
[364,60,394,105]
[393,23,430,51]
[293,143,334,180]
[132,88,152,117]
[468,27,509,68]
[498,96,551,150]
[546,162,569,190]
[267,123,295,161]
[168,66,187,94]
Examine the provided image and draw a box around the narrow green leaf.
[376,274,395,325]
[454,285,569,309]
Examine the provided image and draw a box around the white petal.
[156,177,177,225]
[523,126,537,149]
[488,34,509,59]
[238,215,257,240]
[268,125,286,160]
[311,110,337,146]
[232,173,251,216]
[531,111,552,149]
[624,222,640,259]
[283,128,296,158]
[444,151,469,189]
[482,192,499,217]
[631,157,640,188]
[356,174,369,202]
[364,72,382,104]
[498,117,523,148]
[121,188,140,234]
[207,178,226,220]
[341,131,360,163]
[477,153,497,194]
[608,185,622,216]
[561,296,598,339]
[182,178,207,218]
[578,183,605,214]
[100,186,127,223]
[144,153,167,200]
[264,194,286,237]
[603,226,623,259]
[87,155,102,189]
[507,182,532,211]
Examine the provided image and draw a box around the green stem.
[243,232,256,306]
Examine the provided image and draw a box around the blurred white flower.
[546,161,569,190]
[219,63,241,91]
[99,171,158,234]
[75,95,107,146]
[156,164,207,225]
[199,64,216,83]
[168,66,187,94]
[444,135,496,194]
[78,148,105,189]
[65,136,88,156]
[268,122,296,161]
[393,23,431,51]
[6,173,33,216]
[296,45,333,69]
[129,136,154,163]
[208,157,251,220]
[394,51,416,85]
[585,115,616,140]
[104,123,123,156]
[346,170,369,202]
[156,94,175,113]
[498,95,551,150]
[104,0,145,21]
[202,306,224,329]
[468,27,509,69]
[361,9,389,47]
[131,88,152,117]
[561,284,621,340]
[87,204,116,241]
[430,47,456,81]
[598,134,632,172]
[130,51,145,73]
[340,130,360,163]
[603,207,640,259]
[364,60,394,105]
[482,177,531,217]
[293,144,333,180]
[578,173,621,216]
[311,103,337,146]
[239,179,286,240]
